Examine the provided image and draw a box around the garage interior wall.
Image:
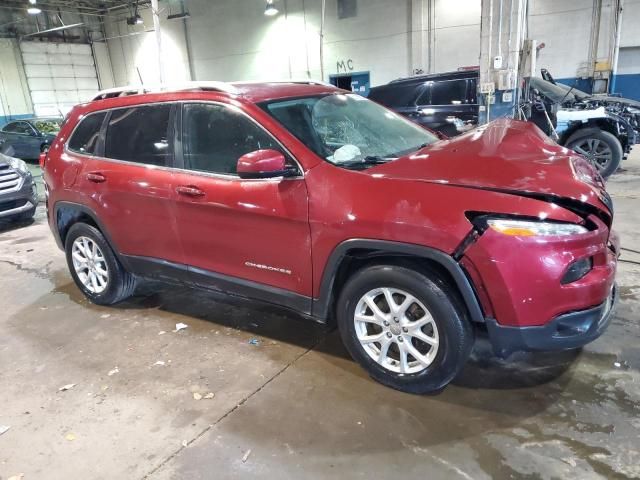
[0,39,33,125]
[101,0,638,93]
[1,0,639,126]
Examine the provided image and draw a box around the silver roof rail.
[91,81,239,101]
[232,79,337,88]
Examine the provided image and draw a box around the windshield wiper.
[338,156,394,169]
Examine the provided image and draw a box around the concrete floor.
[1,154,639,480]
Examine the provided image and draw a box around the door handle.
[87,172,106,183]
[176,185,205,197]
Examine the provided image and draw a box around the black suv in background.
[368,70,479,138]
[369,69,638,178]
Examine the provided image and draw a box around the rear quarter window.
[104,104,172,167]
[68,112,107,155]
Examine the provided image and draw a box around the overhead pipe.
[610,0,624,94]
[320,0,326,80]
[150,0,163,84]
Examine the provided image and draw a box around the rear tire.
[65,223,136,305]
[336,265,474,394]
[565,129,622,179]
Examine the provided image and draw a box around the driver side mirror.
[237,149,296,179]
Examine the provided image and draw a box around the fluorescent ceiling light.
[264,1,278,16]
[167,12,190,20]
[22,22,84,37]
[27,7,41,14]
[28,0,37,4]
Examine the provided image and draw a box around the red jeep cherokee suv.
[43,81,617,393]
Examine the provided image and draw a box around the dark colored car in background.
[367,70,479,138]
[43,81,616,394]
[369,69,637,178]
[0,117,62,160]
[0,141,37,222]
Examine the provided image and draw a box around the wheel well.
[56,205,99,246]
[326,250,468,326]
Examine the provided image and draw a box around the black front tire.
[565,129,623,179]
[64,223,137,305]
[336,265,474,394]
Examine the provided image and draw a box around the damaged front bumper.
[485,285,617,357]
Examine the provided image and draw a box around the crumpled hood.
[595,95,640,109]
[371,118,609,213]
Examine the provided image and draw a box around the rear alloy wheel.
[65,223,137,305]
[566,130,622,179]
[337,265,474,394]
[71,236,110,294]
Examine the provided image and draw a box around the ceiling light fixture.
[264,0,278,16]
[127,1,144,25]
[126,13,143,25]
[167,11,190,20]
[27,6,41,14]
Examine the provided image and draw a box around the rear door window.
[104,104,172,166]
[428,79,469,105]
[68,112,107,155]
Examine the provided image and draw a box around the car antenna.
[136,67,146,93]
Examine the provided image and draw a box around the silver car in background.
[0,141,37,222]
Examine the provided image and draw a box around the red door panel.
[76,157,183,264]
[172,172,312,296]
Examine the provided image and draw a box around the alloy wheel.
[353,287,439,374]
[572,138,612,172]
[71,236,109,294]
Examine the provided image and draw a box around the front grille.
[0,164,21,193]
[0,198,27,212]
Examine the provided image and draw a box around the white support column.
[151,0,163,84]
[479,0,528,123]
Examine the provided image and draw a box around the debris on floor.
[173,323,188,332]
[58,383,76,391]
[8,474,24,480]
[65,433,76,441]
[242,449,252,463]
[248,338,260,346]
[0,425,10,436]
[100,314,111,319]
[193,392,203,400]
[158,330,166,335]
[181,440,188,448]
[107,367,119,376]
[153,360,166,366]
[204,392,215,399]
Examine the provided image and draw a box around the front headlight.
[487,218,588,236]
[8,157,29,174]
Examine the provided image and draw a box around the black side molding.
[122,255,314,317]
[311,239,485,323]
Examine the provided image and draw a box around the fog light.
[562,257,593,284]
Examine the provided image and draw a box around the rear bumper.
[486,285,616,357]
